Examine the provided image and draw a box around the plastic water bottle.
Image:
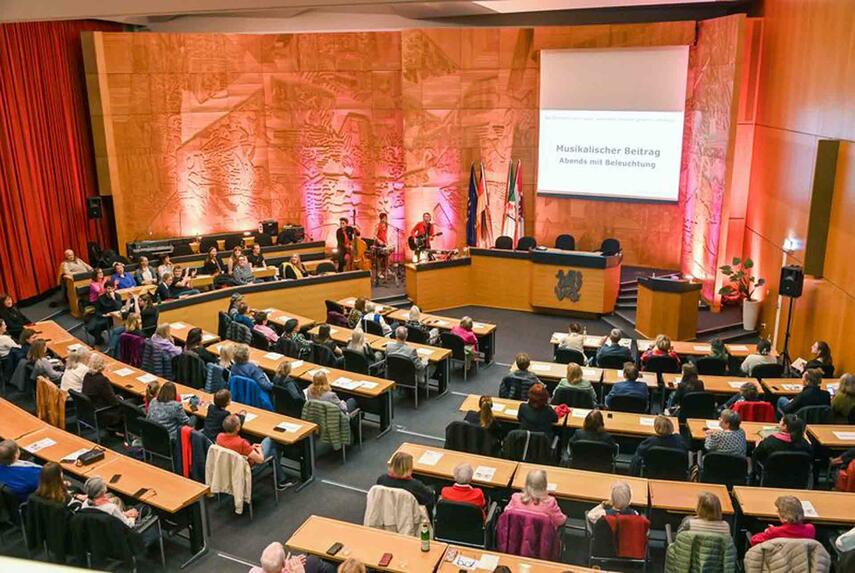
[420,521,430,552]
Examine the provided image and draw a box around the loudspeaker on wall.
[87,197,102,219]
[779,265,804,298]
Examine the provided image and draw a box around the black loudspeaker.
[261,219,279,237]
[780,265,804,298]
[87,197,102,219]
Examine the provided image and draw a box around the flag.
[515,159,524,239]
[465,163,478,247]
[476,161,494,247]
[501,160,520,243]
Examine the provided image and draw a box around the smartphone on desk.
[326,542,343,556]
[378,553,393,567]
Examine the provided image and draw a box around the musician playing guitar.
[335,217,360,272]
[374,212,390,278]
[410,212,438,252]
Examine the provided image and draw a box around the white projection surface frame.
[537,46,689,202]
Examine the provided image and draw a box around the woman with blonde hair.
[677,491,730,535]
[375,451,435,511]
[630,415,688,475]
[506,469,567,528]
[60,346,91,393]
[641,333,681,371]
[346,328,376,362]
[151,323,182,358]
[832,373,855,422]
[587,480,637,524]
[217,342,235,369]
[554,362,597,405]
[307,371,357,412]
[338,558,367,573]
[405,305,439,344]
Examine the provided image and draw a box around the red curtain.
[0,20,120,301]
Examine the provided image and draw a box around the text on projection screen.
[537,46,689,202]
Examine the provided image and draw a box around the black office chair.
[405,325,429,344]
[70,507,165,572]
[173,352,206,389]
[0,484,22,541]
[440,331,473,381]
[678,392,717,421]
[700,453,749,488]
[552,386,595,408]
[607,394,648,414]
[752,362,784,379]
[68,389,118,445]
[312,343,339,368]
[759,451,813,488]
[516,236,536,251]
[444,421,498,457]
[118,400,146,447]
[316,262,336,274]
[343,349,384,376]
[568,440,617,473]
[495,236,513,250]
[643,355,682,374]
[386,354,423,408]
[361,319,385,337]
[642,446,689,480]
[597,354,633,370]
[695,357,727,375]
[600,238,621,256]
[554,348,586,366]
[274,336,296,358]
[499,375,536,402]
[502,430,559,465]
[434,499,498,549]
[554,234,576,251]
[271,384,305,419]
[794,405,833,424]
[137,418,175,472]
[250,330,270,351]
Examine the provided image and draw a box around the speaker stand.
[781,295,795,376]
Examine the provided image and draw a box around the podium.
[635,277,701,340]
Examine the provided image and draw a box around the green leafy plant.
[718,257,765,301]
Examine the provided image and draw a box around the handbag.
[76,447,106,466]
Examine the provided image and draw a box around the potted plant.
[718,257,765,330]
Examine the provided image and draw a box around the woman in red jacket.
[440,463,486,517]
[750,495,816,545]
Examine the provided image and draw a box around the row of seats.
[494,234,621,255]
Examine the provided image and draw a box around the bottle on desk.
[420,521,430,552]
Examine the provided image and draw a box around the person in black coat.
[87,282,126,345]
[202,389,244,441]
[185,328,217,365]
[80,354,122,430]
[272,361,306,416]
[777,368,831,416]
[518,383,559,440]
[803,340,834,376]
[376,451,435,513]
[752,414,813,467]
[667,363,705,414]
[0,293,32,340]
[630,415,688,475]
[463,395,506,442]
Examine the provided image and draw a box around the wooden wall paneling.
[405,264,471,312]
[469,255,533,312]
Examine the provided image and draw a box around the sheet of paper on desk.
[137,373,157,384]
[729,345,749,351]
[307,368,329,377]
[359,381,378,390]
[61,448,91,463]
[833,432,855,441]
[801,500,819,518]
[547,482,557,492]
[333,378,361,390]
[473,322,486,329]
[170,322,186,329]
[582,369,599,378]
[476,554,500,570]
[530,364,551,373]
[639,417,655,426]
[706,420,721,430]
[552,332,565,342]
[434,320,449,327]
[782,384,803,391]
[585,336,604,346]
[505,409,518,417]
[275,422,302,433]
[693,345,711,352]
[328,328,337,334]
[453,555,478,569]
[25,438,57,453]
[202,334,217,342]
[242,413,257,423]
[729,381,746,389]
[114,368,135,377]
[263,352,283,360]
[571,408,590,418]
[417,348,432,357]
[417,450,443,466]
[492,404,506,412]
[619,339,633,348]
[473,466,496,482]
[290,360,304,369]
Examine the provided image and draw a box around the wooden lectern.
[635,277,701,341]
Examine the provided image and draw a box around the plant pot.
[742,299,761,331]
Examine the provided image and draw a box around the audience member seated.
[111,262,136,290]
[250,541,335,573]
[147,381,193,440]
[313,324,344,363]
[450,317,479,366]
[247,243,267,269]
[155,274,177,302]
[704,338,730,368]
[386,326,427,374]
[81,476,138,527]
[376,451,435,513]
[554,363,597,405]
[133,256,158,286]
[667,363,705,414]
[227,294,244,319]
[776,368,830,416]
[677,492,730,536]
[282,254,310,281]
[227,247,243,275]
[143,380,164,412]
[362,302,392,337]
[306,371,358,413]
[518,383,558,440]
[60,346,90,393]
[217,414,289,489]
[337,559,366,573]
[282,318,312,360]
[749,495,816,546]
[34,461,82,510]
[0,318,20,359]
[29,339,63,384]
[741,339,776,376]
[586,480,637,525]
[506,469,567,528]
[231,343,273,391]
[558,322,585,353]
[346,297,366,329]
[233,255,257,285]
[108,310,142,356]
[630,416,687,475]
[507,352,540,385]
[0,293,32,340]
[595,328,632,367]
[203,389,240,441]
[59,249,93,279]
[721,381,763,412]
[81,354,123,430]
[440,463,486,516]
[463,395,505,442]
[233,302,256,330]
[604,362,648,410]
[272,362,305,413]
[254,311,280,346]
[151,323,183,360]
[171,266,201,297]
[12,327,37,364]
[832,373,855,423]
[202,247,225,275]
[752,414,813,467]
[0,439,42,502]
[802,340,834,375]
[641,334,681,371]
[405,305,440,345]
[703,409,747,458]
[185,327,218,365]
[88,268,106,303]
[138,294,159,336]
[346,328,378,362]
[156,254,174,279]
[88,281,128,344]
[568,410,616,449]
[830,447,855,475]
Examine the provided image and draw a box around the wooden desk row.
[0,399,211,567]
[550,333,761,359]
